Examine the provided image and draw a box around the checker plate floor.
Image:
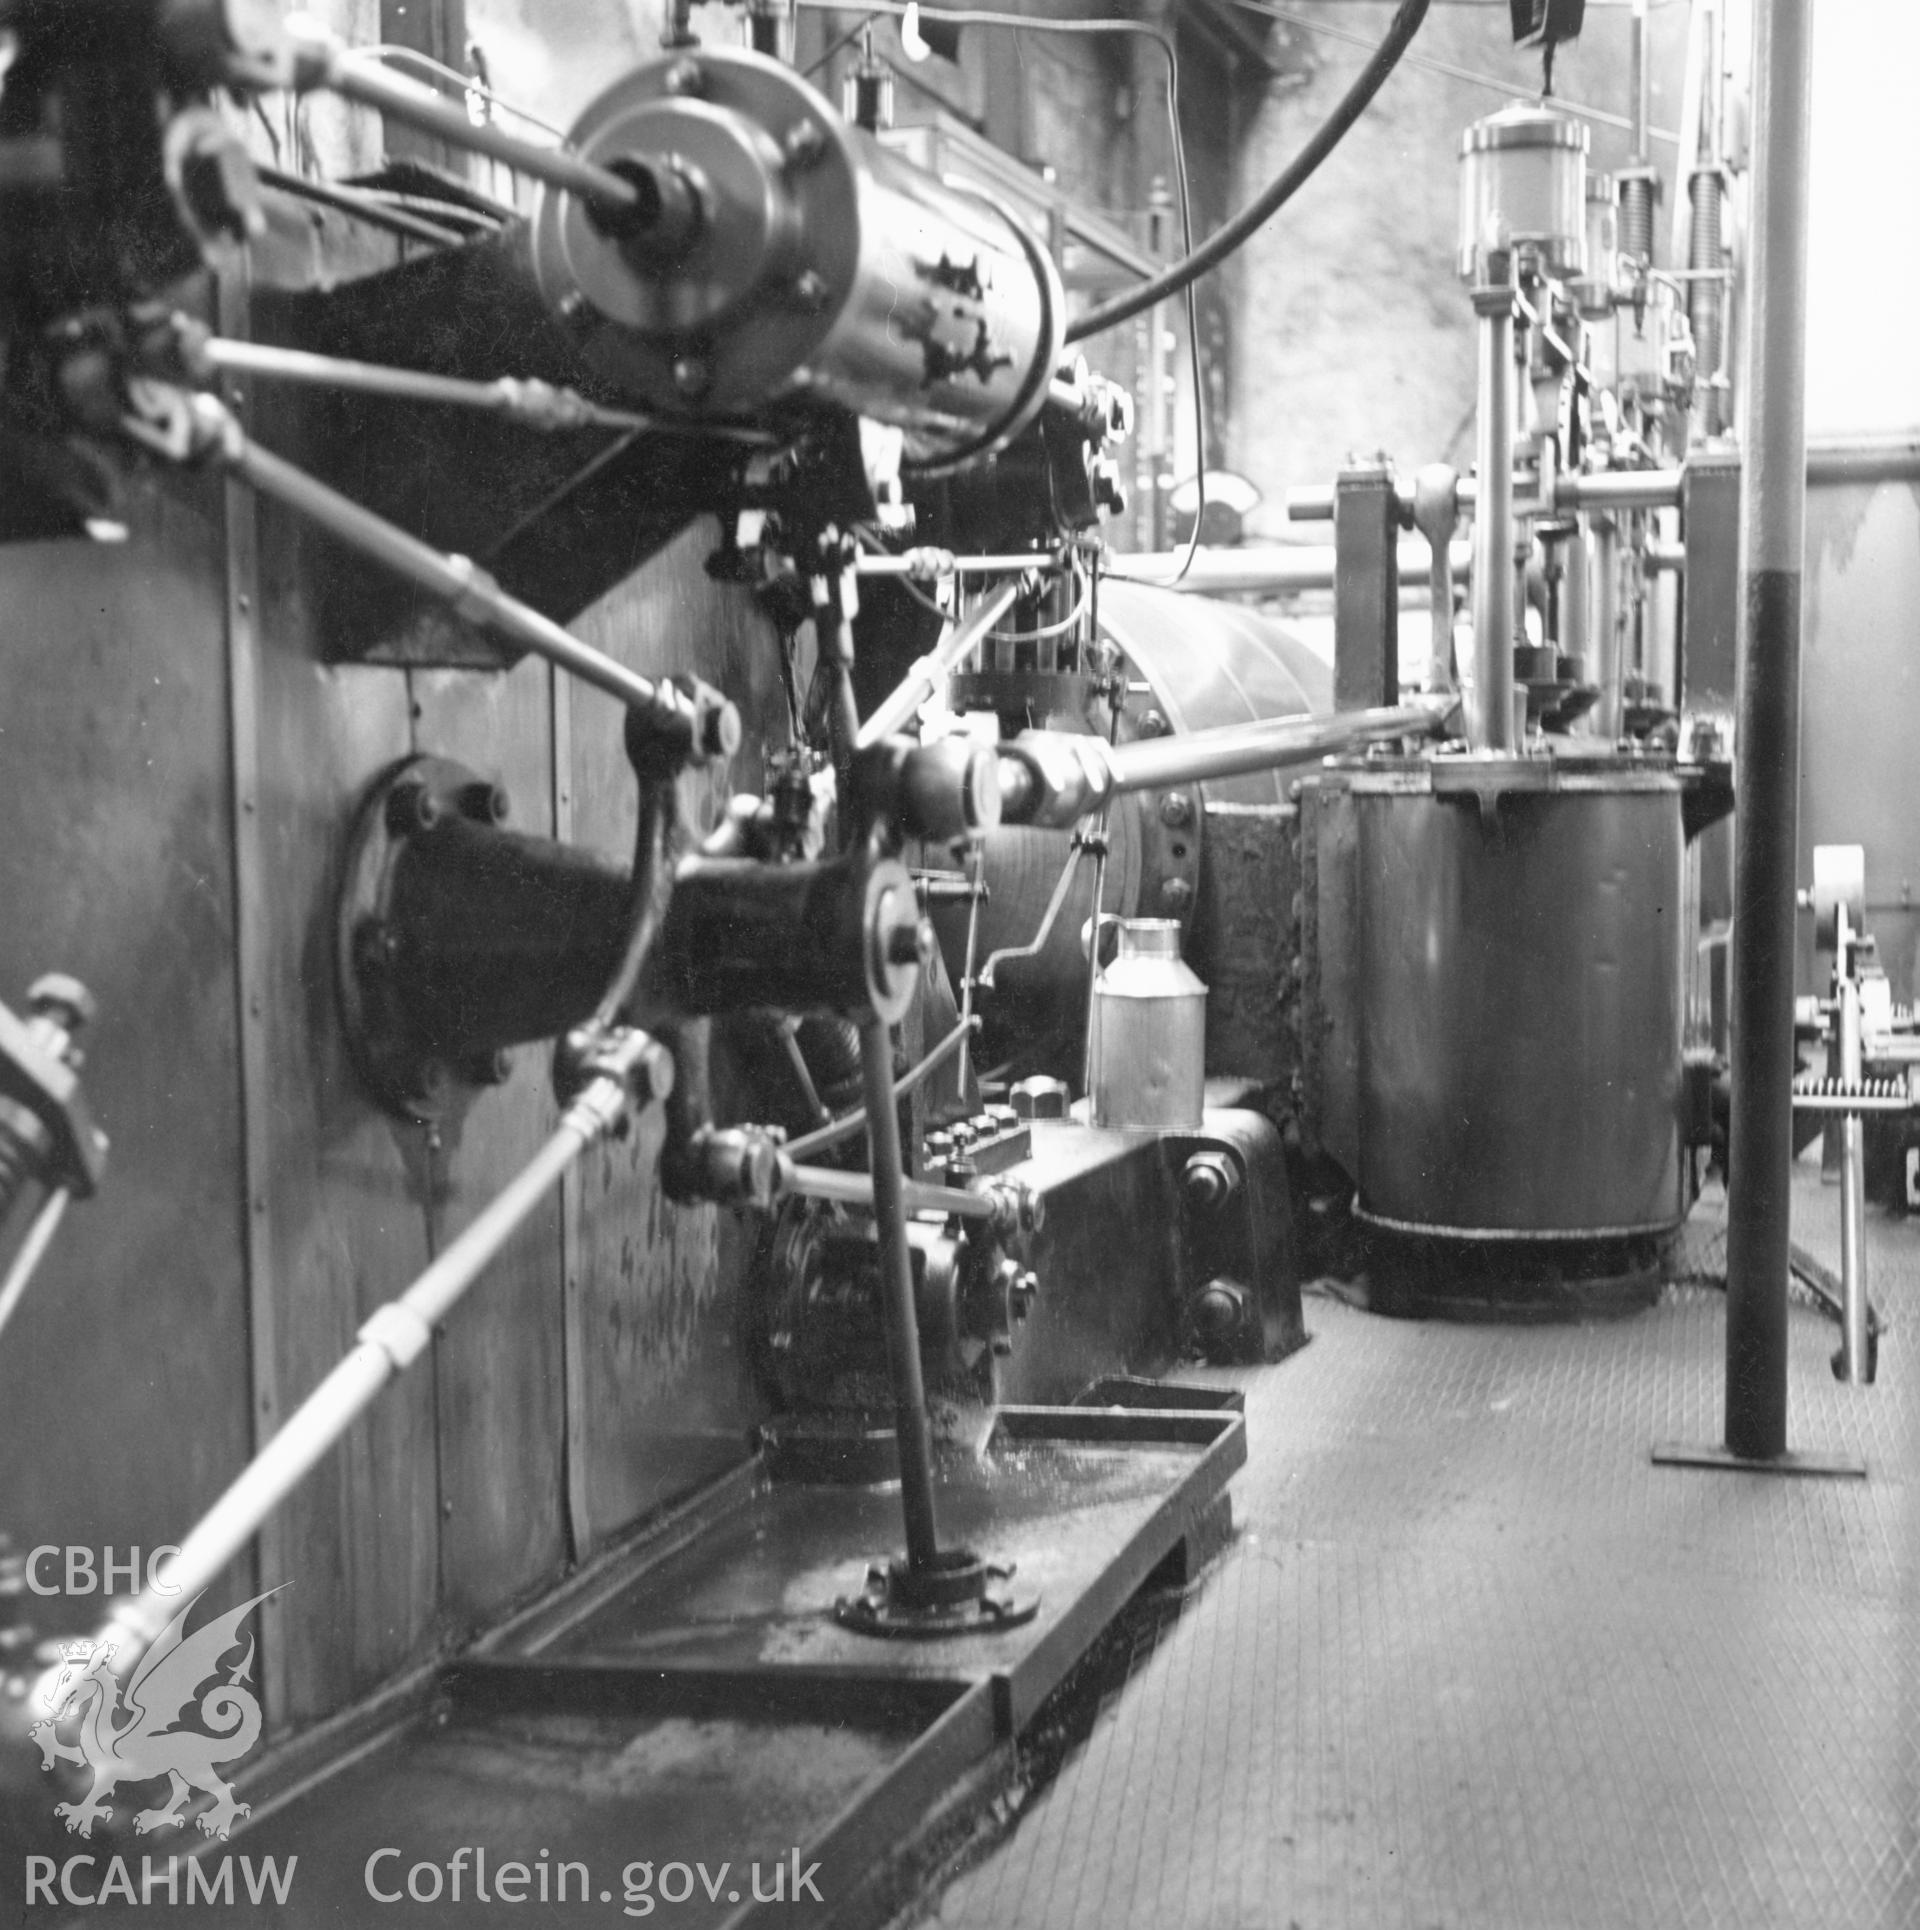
[917,1162,1920,1930]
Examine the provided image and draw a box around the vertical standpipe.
[1470,291,1517,751]
[1724,0,1814,1460]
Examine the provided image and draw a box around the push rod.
[198,338,654,433]
[854,551,1058,580]
[132,391,735,756]
[87,1054,662,1666]
[0,1187,69,1348]
[814,575,947,1579]
[1724,0,1814,1461]
[857,1022,943,1569]
[783,1161,999,1221]
[856,581,1023,750]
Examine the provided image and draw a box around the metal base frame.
[192,1391,1247,1930]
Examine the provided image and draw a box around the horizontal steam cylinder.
[530,47,1064,472]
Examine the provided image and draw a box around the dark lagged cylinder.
[1351,766,1687,1239]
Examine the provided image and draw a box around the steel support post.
[1653,0,1862,1480]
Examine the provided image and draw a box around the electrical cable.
[1063,0,1430,345]
[780,1016,980,1162]
[802,11,884,78]
[987,565,1089,643]
[799,2,1210,581]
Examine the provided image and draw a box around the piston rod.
[861,1021,943,1572]
[1000,699,1453,831]
[856,581,1023,750]
[70,1039,669,1671]
[196,337,724,437]
[0,1186,69,1348]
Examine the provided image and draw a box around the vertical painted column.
[1723,0,1813,1461]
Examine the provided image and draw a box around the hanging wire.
[360,43,569,139]
[987,562,1091,644]
[1066,0,1430,342]
[798,1,1210,581]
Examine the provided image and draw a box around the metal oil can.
[1088,918,1207,1130]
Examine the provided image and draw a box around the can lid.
[1116,918,1183,959]
[1460,103,1589,156]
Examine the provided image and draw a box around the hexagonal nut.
[1010,1076,1069,1120]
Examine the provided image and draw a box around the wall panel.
[0,484,254,1616]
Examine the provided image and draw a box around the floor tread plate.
[925,1166,1920,1929]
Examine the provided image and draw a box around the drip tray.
[216,1397,1244,1929]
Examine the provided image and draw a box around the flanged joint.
[866,866,935,1024]
[834,1547,1039,1638]
[680,1124,792,1209]
[857,736,1003,843]
[983,1179,1045,1237]
[554,1021,676,1118]
[627,675,741,774]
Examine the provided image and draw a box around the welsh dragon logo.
[28,1589,276,1841]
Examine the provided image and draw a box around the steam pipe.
[1724,0,1814,1462]
[1288,439,1920,528]
[1286,467,1687,523]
